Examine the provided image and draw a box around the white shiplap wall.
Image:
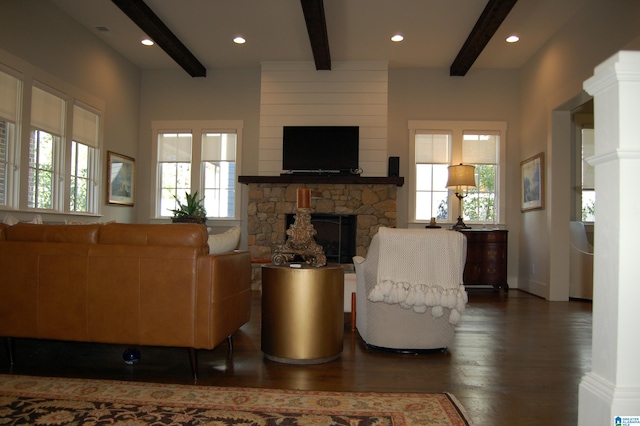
[258,61,388,176]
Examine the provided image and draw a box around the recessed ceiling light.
[506,35,520,43]
[391,34,404,42]
[141,38,154,46]
[233,36,246,44]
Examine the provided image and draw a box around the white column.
[580,51,640,425]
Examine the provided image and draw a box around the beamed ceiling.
[50,0,589,77]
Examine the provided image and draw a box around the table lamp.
[446,163,476,230]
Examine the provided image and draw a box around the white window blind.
[462,131,498,164]
[72,104,99,148]
[415,133,451,163]
[31,85,64,135]
[158,133,192,162]
[202,133,237,161]
[0,70,19,122]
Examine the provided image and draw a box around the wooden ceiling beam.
[450,0,518,76]
[300,0,331,70]
[111,0,206,77]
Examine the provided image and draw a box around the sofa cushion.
[208,226,240,254]
[98,223,208,249]
[3,213,19,226]
[5,223,101,243]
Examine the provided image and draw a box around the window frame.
[151,120,243,223]
[0,65,22,210]
[68,101,101,213]
[0,56,104,218]
[28,83,66,212]
[408,120,507,226]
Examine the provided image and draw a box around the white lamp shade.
[446,164,476,190]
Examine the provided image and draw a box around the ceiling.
[50,0,588,76]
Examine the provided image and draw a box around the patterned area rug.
[0,374,473,425]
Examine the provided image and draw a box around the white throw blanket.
[367,227,468,324]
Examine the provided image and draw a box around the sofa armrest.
[199,250,251,300]
[195,250,251,349]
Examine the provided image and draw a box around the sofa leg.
[188,348,198,380]
[5,338,14,365]
[227,335,233,353]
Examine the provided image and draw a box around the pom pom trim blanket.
[368,227,468,323]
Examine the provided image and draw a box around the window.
[414,132,451,220]
[69,104,100,213]
[0,60,103,216]
[158,132,192,217]
[0,68,21,208]
[152,121,243,220]
[202,132,237,217]
[462,131,499,223]
[409,120,506,225]
[29,85,64,210]
[581,128,595,222]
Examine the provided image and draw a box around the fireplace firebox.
[285,213,357,264]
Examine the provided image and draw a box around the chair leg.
[227,335,233,352]
[187,348,198,381]
[351,292,357,331]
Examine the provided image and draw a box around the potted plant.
[170,191,207,224]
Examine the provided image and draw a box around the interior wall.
[0,0,141,224]
[388,67,521,286]
[137,67,261,224]
[517,0,640,300]
[257,61,389,177]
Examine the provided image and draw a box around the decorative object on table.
[425,216,441,229]
[446,163,476,230]
[520,152,545,212]
[0,374,474,425]
[106,151,135,206]
[272,188,326,267]
[170,191,207,224]
[122,347,140,365]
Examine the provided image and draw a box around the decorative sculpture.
[272,189,327,267]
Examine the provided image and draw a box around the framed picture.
[521,152,544,212]
[106,151,135,206]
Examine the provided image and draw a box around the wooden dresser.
[459,229,508,292]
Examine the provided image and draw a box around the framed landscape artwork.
[521,152,544,212]
[107,151,135,206]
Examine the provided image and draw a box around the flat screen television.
[282,126,359,174]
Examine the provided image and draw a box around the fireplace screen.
[286,213,357,264]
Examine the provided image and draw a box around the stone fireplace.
[239,176,403,289]
[246,182,398,259]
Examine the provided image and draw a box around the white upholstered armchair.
[353,227,468,352]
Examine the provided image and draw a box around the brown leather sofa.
[0,222,251,378]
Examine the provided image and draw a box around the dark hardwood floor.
[1,288,592,425]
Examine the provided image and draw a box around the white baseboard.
[579,372,640,425]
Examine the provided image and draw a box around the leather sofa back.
[98,223,209,253]
[5,223,101,243]
[0,222,249,350]
[3,222,208,251]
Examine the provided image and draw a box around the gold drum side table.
[261,264,344,364]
